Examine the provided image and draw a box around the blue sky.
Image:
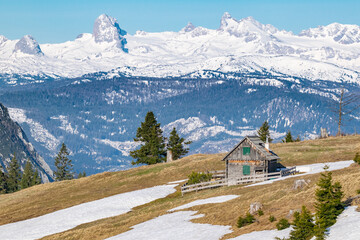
[1,0,359,43]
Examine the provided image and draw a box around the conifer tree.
[54,143,74,181]
[289,206,315,240]
[78,171,86,178]
[0,165,8,194]
[283,130,294,143]
[314,170,344,239]
[21,160,34,189]
[167,127,192,160]
[7,154,21,192]
[130,111,166,165]
[257,121,273,143]
[32,169,41,186]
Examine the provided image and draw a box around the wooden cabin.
[222,136,280,180]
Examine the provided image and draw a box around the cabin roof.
[222,135,280,161]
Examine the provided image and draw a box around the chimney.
[167,150,173,163]
[265,137,269,150]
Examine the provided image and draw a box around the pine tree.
[257,121,273,143]
[0,165,8,194]
[314,170,344,239]
[289,206,315,240]
[78,171,86,178]
[283,130,294,143]
[32,169,41,186]
[7,154,21,192]
[54,143,74,181]
[20,160,34,189]
[167,127,192,160]
[130,111,166,165]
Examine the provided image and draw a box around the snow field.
[107,195,239,240]
[0,184,177,240]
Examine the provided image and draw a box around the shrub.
[354,153,360,165]
[357,189,360,195]
[269,215,276,222]
[276,218,290,230]
[258,209,264,216]
[187,172,212,185]
[237,212,256,228]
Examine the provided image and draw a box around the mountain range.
[0,13,359,175]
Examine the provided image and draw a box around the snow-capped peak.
[218,12,279,41]
[219,12,238,31]
[14,35,43,55]
[0,35,8,44]
[299,22,360,44]
[181,22,196,33]
[93,14,127,51]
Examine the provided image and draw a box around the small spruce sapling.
[289,206,315,240]
[276,218,290,230]
[269,215,276,222]
[237,212,256,228]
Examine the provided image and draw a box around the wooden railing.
[181,167,297,195]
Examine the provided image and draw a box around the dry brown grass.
[0,153,224,225]
[41,164,360,240]
[1,135,360,239]
[271,135,360,166]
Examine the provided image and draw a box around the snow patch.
[169,195,239,212]
[0,184,177,240]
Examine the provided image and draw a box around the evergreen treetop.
[289,206,315,240]
[130,111,166,165]
[0,165,8,194]
[283,130,294,143]
[7,154,21,193]
[167,127,191,160]
[314,170,344,239]
[257,121,273,143]
[54,143,74,181]
[21,160,34,189]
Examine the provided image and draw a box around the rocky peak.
[181,22,196,33]
[299,23,360,44]
[0,35,8,45]
[93,14,127,51]
[14,35,43,55]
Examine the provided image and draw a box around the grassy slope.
[0,135,360,239]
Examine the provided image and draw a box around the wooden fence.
[181,167,297,195]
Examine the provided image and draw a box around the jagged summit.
[217,12,279,40]
[14,35,43,55]
[93,14,127,51]
[0,35,7,44]
[181,22,196,33]
[299,22,360,44]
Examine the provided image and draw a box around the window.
[243,165,250,175]
[243,147,250,155]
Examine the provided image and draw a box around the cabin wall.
[225,139,273,179]
[226,141,265,161]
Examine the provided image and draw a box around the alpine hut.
[222,136,280,181]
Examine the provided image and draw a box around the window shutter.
[243,165,250,175]
[243,147,250,155]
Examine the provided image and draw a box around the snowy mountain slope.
[0,13,359,83]
[0,104,53,182]
[1,71,359,175]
